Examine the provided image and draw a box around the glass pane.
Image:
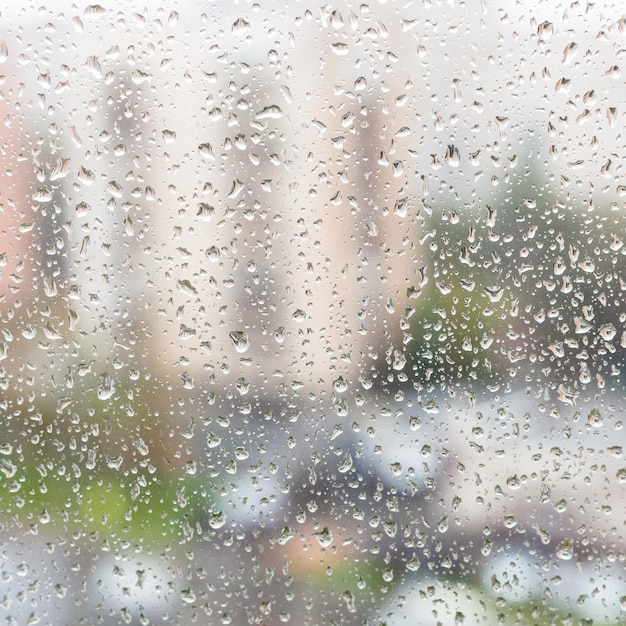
[1,2,624,624]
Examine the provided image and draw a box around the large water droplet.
[555,539,574,560]
[229,331,250,353]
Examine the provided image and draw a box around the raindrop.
[587,408,603,427]
[555,539,574,560]
[199,143,215,160]
[229,331,250,353]
[338,453,353,473]
[209,512,226,529]
[232,17,251,34]
[197,203,215,220]
[292,309,306,322]
[255,105,283,120]
[314,527,333,547]
[445,144,460,167]
[537,21,554,39]
[97,374,115,400]
[562,42,578,65]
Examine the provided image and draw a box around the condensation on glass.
[0,2,624,625]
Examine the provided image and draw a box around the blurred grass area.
[0,460,211,549]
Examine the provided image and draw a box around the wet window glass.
[1,2,625,624]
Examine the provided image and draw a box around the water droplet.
[506,474,521,490]
[314,527,333,547]
[392,350,406,371]
[274,526,294,547]
[445,144,460,166]
[209,512,226,529]
[599,323,616,341]
[607,107,618,127]
[537,21,554,39]
[85,55,102,78]
[608,446,623,458]
[49,158,71,181]
[389,462,402,477]
[555,539,574,560]
[232,17,251,34]
[484,285,504,302]
[255,105,283,120]
[437,515,449,533]
[338,453,353,473]
[292,309,306,322]
[227,179,244,198]
[135,438,149,456]
[588,408,603,427]
[562,42,578,65]
[97,374,115,400]
[333,376,348,393]
[342,590,356,613]
[131,69,151,84]
[229,331,250,353]
[198,143,215,160]
[178,279,197,296]
[54,583,67,598]
[206,245,220,261]
[236,377,250,395]
[33,187,53,203]
[331,42,349,56]
[107,455,123,471]
[406,555,421,571]
[503,514,517,529]
[77,166,95,185]
[206,431,221,448]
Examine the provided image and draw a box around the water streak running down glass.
[0,2,625,624]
